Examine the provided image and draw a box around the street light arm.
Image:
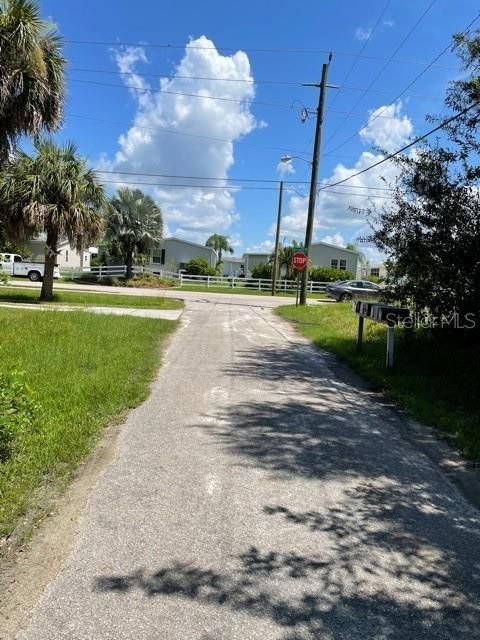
[280,154,312,166]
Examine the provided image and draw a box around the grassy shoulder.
[276,303,480,460]
[0,308,177,543]
[0,286,183,309]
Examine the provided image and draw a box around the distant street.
[16,296,480,639]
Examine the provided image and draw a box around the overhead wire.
[326,0,393,114]
[319,102,478,191]
[324,10,480,155]
[323,0,438,149]
[64,38,462,69]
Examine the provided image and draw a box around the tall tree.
[371,29,480,334]
[205,234,234,265]
[0,141,106,300]
[270,242,301,280]
[106,188,163,279]
[0,0,66,163]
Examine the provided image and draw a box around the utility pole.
[271,180,284,296]
[300,53,335,305]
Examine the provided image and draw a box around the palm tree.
[271,241,301,280]
[0,0,66,163]
[205,234,234,265]
[106,188,163,279]
[0,140,106,300]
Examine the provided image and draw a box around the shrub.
[0,270,10,286]
[309,266,354,282]
[184,256,216,276]
[251,262,272,279]
[0,371,41,463]
[126,273,176,288]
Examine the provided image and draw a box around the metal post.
[271,180,284,296]
[386,326,395,368]
[300,55,333,305]
[357,316,364,349]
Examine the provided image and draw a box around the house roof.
[311,241,360,255]
[163,236,217,256]
[27,233,70,248]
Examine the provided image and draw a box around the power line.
[98,178,395,199]
[68,67,446,101]
[327,0,393,114]
[320,102,478,191]
[65,39,462,70]
[69,78,291,109]
[325,11,480,155]
[324,0,438,148]
[68,112,365,161]
[68,113,311,155]
[95,168,395,190]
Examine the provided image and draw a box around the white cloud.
[359,102,413,153]
[383,19,395,28]
[321,233,346,247]
[245,240,274,254]
[277,159,295,177]
[264,103,413,246]
[100,36,258,243]
[354,26,372,42]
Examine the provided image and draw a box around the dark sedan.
[325,279,383,302]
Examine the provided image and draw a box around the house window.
[339,259,347,271]
[65,250,69,263]
[152,256,161,264]
[85,253,89,262]
[331,258,338,269]
[370,268,380,278]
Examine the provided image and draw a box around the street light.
[280,154,312,166]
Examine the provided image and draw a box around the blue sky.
[41,0,477,261]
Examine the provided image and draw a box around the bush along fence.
[59,265,330,293]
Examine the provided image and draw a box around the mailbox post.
[353,301,410,368]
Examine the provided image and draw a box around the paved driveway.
[15,298,480,639]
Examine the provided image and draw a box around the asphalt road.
[16,298,480,639]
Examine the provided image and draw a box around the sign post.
[292,250,308,306]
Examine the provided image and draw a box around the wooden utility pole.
[271,180,284,296]
[300,54,334,305]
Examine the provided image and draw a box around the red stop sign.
[292,252,308,270]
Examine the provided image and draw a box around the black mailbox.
[369,304,410,326]
[353,301,375,316]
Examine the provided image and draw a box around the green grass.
[0,286,183,309]
[0,308,177,540]
[276,303,480,460]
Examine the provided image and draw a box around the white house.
[363,263,388,280]
[149,237,217,272]
[240,241,360,277]
[21,234,95,269]
[221,257,244,277]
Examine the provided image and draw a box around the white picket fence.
[60,265,329,293]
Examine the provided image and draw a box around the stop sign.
[292,252,308,270]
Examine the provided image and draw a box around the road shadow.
[94,340,480,637]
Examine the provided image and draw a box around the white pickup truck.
[0,253,60,281]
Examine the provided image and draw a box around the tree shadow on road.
[94,341,480,638]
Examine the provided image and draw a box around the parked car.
[326,279,382,302]
[0,253,60,281]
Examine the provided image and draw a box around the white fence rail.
[59,265,330,293]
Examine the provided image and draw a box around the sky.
[40,0,477,263]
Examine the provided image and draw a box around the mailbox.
[369,304,410,326]
[354,301,375,317]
